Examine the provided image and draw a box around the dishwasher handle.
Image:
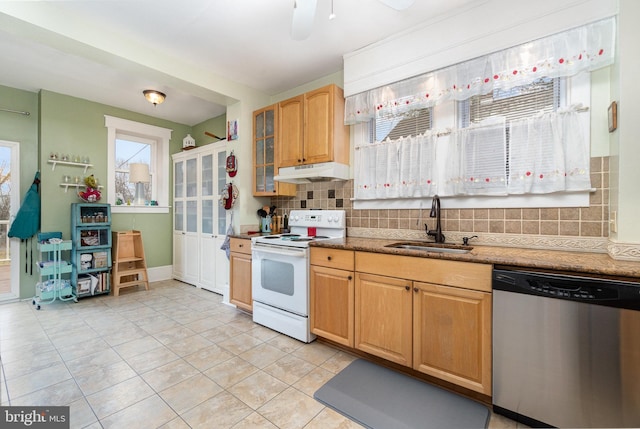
[493,268,640,310]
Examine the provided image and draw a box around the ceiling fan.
[291,0,416,41]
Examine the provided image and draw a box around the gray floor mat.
[314,359,490,429]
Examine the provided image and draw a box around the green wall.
[38,90,189,285]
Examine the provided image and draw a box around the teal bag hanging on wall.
[8,172,41,240]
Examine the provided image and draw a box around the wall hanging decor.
[227,119,239,141]
[226,151,237,177]
[78,175,101,203]
[220,182,238,210]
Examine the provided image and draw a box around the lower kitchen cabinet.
[354,251,492,395]
[310,248,355,347]
[229,238,252,312]
[355,272,413,366]
[413,282,492,395]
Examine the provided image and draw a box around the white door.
[214,148,229,295]
[183,175,199,285]
[199,151,216,291]
[172,156,198,284]
[200,144,229,295]
[172,160,185,280]
[0,140,20,301]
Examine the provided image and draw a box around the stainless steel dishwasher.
[492,267,640,428]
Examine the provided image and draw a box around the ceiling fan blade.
[291,0,317,41]
[379,0,415,10]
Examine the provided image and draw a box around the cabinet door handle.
[414,287,419,293]
[405,285,410,291]
[348,275,352,280]
[297,159,302,163]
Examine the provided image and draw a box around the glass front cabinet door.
[253,104,296,197]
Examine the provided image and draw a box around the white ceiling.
[0,0,478,126]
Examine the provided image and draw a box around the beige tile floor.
[0,280,524,428]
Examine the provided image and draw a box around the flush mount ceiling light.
[143,90,166,106]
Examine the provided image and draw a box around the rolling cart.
[33,236,76,310]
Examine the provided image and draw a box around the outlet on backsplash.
[610,210,617,233]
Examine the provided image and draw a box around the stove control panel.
[288,210,345,228]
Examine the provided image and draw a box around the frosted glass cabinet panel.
[174,201,184,231]
[186,158,197,198]
[202,200,213,235]
[172,141,229,298]
[187,201,197,233]
[201,154,213,197]
[175,161,184,199]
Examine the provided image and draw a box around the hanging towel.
[9,172,41,240]
[220,212,234,260]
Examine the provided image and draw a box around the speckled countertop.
[310,237,640,280]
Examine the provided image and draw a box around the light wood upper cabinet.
[252,104,296,197]
[413,282,492,395]
[278,84,350,168]
[278,96,304,168]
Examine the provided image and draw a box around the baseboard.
[148,265,172,282]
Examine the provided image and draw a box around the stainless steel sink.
[385,242,473,254]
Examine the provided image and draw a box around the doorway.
[0,140,20,301]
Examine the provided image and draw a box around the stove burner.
[263,235,281,239]
[280,233,300,237]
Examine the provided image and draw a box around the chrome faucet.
[426,195,445,243]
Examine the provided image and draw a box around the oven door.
[252,243,309,316]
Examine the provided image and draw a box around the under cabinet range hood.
[274,162,350,184]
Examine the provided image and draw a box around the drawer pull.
[327,256,332,261]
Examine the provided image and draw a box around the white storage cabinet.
[172,142,229,298]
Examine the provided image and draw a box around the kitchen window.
[114,135,154,204]
[348,17,614,209]
[104,115,171,213]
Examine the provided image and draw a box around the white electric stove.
[251,210,346,342]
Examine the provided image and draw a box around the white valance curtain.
[354,107,589,200]
[345,17,615,125]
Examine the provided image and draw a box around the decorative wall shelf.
[48,159,94,173]
[59,184,103,193]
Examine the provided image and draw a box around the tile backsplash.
[271,156,609,248]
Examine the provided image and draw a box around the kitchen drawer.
[230,238,252,255]
[355,251,491,292]
[310,247,354,271]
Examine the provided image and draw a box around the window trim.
[104,115,171,214]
